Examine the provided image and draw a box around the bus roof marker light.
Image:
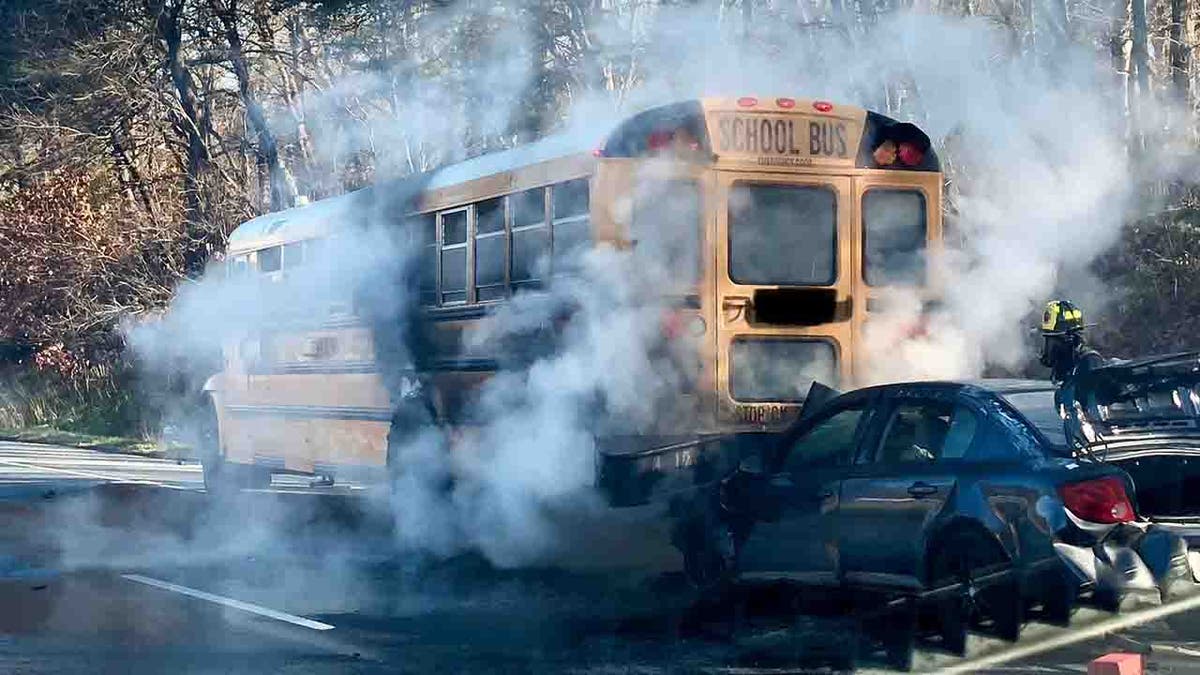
[813,101,834,113]
[592,147,605,157]
[776,98,796,109]
[736,97,759,107]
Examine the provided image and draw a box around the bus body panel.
[714,171,855,431]
[206,98,944,495]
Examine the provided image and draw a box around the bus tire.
[202,457,235,494]
[195,396,232,495]
[195,397,270,493]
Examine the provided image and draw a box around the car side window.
[783,406,865,473]
[874,400,978,463]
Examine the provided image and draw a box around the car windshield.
[1000,390,1069,451]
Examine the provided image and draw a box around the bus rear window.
[863,189,927,286]
[729,184,836,286]
[730,338,837,402]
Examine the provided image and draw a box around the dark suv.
[674,373,1199,654]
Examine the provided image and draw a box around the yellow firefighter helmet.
[1041,299,1085,335]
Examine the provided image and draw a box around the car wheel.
[927,528,1022,655]
[1037,564,1078,626]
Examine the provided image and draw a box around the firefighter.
[1039,300,1107,447]
[1038,299,1105,384]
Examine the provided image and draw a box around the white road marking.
[934,592,1200,674]
[1152,642,1200,657]
[121,574,334,631]
[0,457,191,490]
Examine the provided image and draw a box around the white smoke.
[585,11,1145,384]
[123,7,1186,573]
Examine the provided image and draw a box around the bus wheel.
[203,460,269,493]
[196,397,233,495]
[202,457,235,494]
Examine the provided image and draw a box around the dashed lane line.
[121,574,335,631]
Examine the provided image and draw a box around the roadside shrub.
[0,343,146,437]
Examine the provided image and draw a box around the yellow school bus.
[201,96,943,498]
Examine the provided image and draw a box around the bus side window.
[475,197,507,301]
[511,188,548,291]
[230,254,250,278]
[258,246,282,274]
[407,214,437,306]
[283,241,305,269]
[551,179,589,274]
[863,189,927,286]
[440,209,468,304]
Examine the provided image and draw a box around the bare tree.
[1169,0,1192,106]
[209,0,297,211]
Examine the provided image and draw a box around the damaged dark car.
[673,358,1200,654]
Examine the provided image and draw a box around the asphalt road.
[4,440,1200,674]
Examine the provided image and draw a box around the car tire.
[1037,564,1078,626]
[927,527,1022,655]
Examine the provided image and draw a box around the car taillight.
[1058,476,1135,524]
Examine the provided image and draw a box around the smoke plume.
[121,7,1188,571]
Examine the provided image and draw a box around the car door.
[838,393,982,589]
[736,395,877,585]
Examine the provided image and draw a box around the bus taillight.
[860,114,936,171]
[897,141,925,167]
[872,140,898,167]
[871,139,925,168]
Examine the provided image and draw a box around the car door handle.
[907,482,938,498]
